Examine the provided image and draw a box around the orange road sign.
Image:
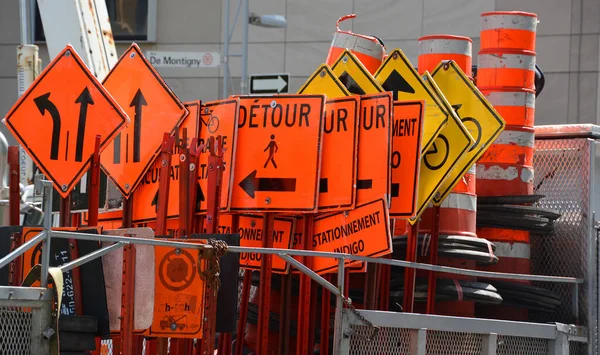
[389,101,425,218]
[330,50,384,95]
[319,97,360,211]
[198,98,240,212]
[356,93,393,206]
[132,101,201,223]
[229,95,325,212]
[100,44,188,198]
[3,45,128,198]
[150,239,205,338]
[201,214,294,273]
[311,199,391,274]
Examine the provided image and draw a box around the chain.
[340,294,380,342]
[198,239,228,292]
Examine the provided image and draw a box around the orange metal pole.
[120,244,136,354]
[426,205,442,314]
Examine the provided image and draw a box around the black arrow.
[34,93,61,160]
[239,170,297,199]
[391,183,400,197]
[130,89,147,163]
[196,182,205,211]
[381,70,415,100]
[151,190,159,212]
[74,87,94,162]
[357,179,373,189]
[319,178,328,193]
[339,71,366,95]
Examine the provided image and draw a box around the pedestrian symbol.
[264,134,279,169]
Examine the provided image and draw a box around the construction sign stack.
[475,11,539,321]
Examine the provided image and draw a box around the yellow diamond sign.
[330,50,383,95]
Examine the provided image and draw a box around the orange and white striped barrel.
[481,11,538,52]
[418,35,473,77]
[480,88,535,127]
[476,163,534,197]
[478,126,535,167]
[325,14,386,75]
[477,49,537,90]
[476,227,530,321]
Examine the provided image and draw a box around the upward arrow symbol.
[381,70,415,100]
[130,89,147,163]
[74,87,94,162]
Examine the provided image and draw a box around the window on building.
[33,0,154,42]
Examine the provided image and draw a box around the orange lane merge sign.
[389,101,425,218]
[318,96,360,211]
[311,199,392,274]
[198,98,240,212]
[3,45,128,197]
[229,95,325,212]
[101,43,188,198]
[201,214,294,273]
[132,101,201,223]
[356,93,393,206]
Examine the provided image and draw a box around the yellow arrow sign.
[430,61,506,205]
[330,50,384,95]
[374,49,448,154]
[297,64,351,98]
[409,74,474,224]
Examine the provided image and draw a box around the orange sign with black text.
[132,101,201,222]
[229,95,325,212]
[3,45,128,197]
[198,99,240,212]
[356,93,393,205]
[389,101,424,218]
[318,97,360,211]
[311,199,392,274]
[150,240,205,338]
[100,44,188,198]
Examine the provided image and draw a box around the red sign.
[100,44,188,197]
[4,45,128,197]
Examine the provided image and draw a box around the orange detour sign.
[318,96,360,211]
[311,199,391,274]
[100,44,188,198]
[389,101,425,218]
[198,98,240,212]
[229,95,325,212]
[132,101,201,222]
[3,45,128,198]
[356,93,393,206]
[150,239,205,338]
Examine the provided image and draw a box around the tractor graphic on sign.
[160,315,188,331]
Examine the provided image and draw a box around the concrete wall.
[1,0,599,145]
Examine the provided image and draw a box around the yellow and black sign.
[374,49,448,154]
[330,50,383,95]
[297,64,351,98]
[430,61,506,204]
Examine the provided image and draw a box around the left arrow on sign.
[74,87,94,162]
[34,93,61,161]
[239,170,297,198]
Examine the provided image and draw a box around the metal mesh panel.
[0,306,33,354]
[532,138,593,327]
[569,341,588,355]
[425,330,482,355]
[496,335,548,355]
[348,326,411,354]
[100,339,113,354]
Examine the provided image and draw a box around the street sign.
[409,77,474,224]
[356,92,393,206]
[319,97,360,211]
[389,101,424,218]
[330,50,384,95]
[100,43,188,198]
[4,44,129,198]
[229,95,325,212]
[198,98,240,212]
[297,64,351,98]
[132,101,201,223]
[145,51,221,68]
[429,63,506,204]
[311,199,391,274]
[374,49,449,154]
[249,73,290,94]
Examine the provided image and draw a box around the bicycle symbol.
[201,109,220,134]
[452,104,481,152]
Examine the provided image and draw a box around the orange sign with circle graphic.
[100,44,188,198]
[198,98,240,212]
[132,101,201,222]
[229,95,325,212]
[3,44,128,198]
[318,96,360,211]
[389,101,425,218]
[356,93,393,206]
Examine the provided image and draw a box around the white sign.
[249,73,290,94]
[146,51,221,68]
